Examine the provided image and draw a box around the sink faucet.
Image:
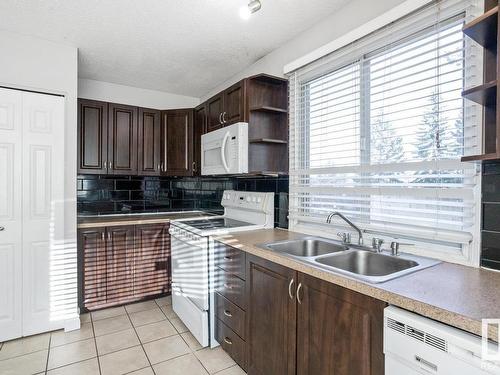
[326,211,364,245]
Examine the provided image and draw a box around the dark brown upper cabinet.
[223,81,246,125]
[206,80,246,132]
[78,99,108,175]
[193,103,207,176]
[207,93,224,132]
[138,108,161,176]
[107,103,138,175]
[161,109,194,176]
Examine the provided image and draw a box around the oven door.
[170,227,209,346]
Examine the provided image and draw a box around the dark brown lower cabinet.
[296,273,385,375]
[246,255,296,375]
[245,253,386,375]
[79,223,170,311]
[105,226,135,305]
[79,228,107,308]
[134,224,171,297]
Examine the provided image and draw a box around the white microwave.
[201,122,248,175]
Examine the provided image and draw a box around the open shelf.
[249,138,288,144]
[461,152,499,162]
[248,73,288,85]
[463,6,498,49]
[462,80,497,106]
[249,105,288,114]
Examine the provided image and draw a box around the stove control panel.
[222,190,273,213]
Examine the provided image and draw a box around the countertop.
[77,210,214,228]
[213,228,500,339]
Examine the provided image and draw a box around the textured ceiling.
[0,0,350,97]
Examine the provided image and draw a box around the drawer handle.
[223,309,232,317]
[415,355,437,372]
[223,283,232,289]
[224,337,233,345]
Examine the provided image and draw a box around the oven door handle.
[220,131,230,173]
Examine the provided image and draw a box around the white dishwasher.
[384,306,500,375]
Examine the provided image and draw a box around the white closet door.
[0,88,23,342]
[21,91,66,336]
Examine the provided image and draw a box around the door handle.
[220,132,230,173]
[296,283,303,304]
[288,279,295,300]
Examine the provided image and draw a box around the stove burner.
[181,217,252,230]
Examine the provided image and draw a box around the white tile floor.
[0,296,245,375]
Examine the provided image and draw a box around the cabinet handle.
[157,163,160,171]
[109,161,112,169]
[223,255,232,261]
[101,232,105,241]
[223,283,232,290]
[192,161,196,172]
[223,337,233,345]
[223,309,232,317]
[0,226,4,231]
[296,283,303,304]
[288,279,295,300]
[219,113,223,124]
[222,112,227,123]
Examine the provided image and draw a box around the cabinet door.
[223,81,245,125]
[296,272,385,375]
[161,110,193,176]
[207,93,224,132]
[138,108,161,176]
[134,223,170,298]
[79,228,107,310]
[108,103,138,175]
[78,99,108,174]
[193,104,206,175]
[106,225,135,305]
[246,255,296,375]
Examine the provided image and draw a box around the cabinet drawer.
[214,242,246,280]
[215,318,247,371]
[215,292,246,339]
[215,268,246,309]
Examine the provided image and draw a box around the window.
[288,0,481,264]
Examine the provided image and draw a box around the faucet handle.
[337,232,351,244]
[371,237,384,252]
[390,241,413,256]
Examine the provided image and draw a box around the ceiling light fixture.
[239,0,261,20]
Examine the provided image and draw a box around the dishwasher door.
[384,306,500,375]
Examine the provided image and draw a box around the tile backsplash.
[77,175,289,228]
[482,161,500,270]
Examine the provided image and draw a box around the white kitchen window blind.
[288,0,482,264]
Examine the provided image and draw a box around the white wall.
[201,0,405,101]
[78,79,199,109]
[0,29,79,328]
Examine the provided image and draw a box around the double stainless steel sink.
[259,237,440,283]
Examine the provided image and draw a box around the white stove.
[169,190,274,348]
